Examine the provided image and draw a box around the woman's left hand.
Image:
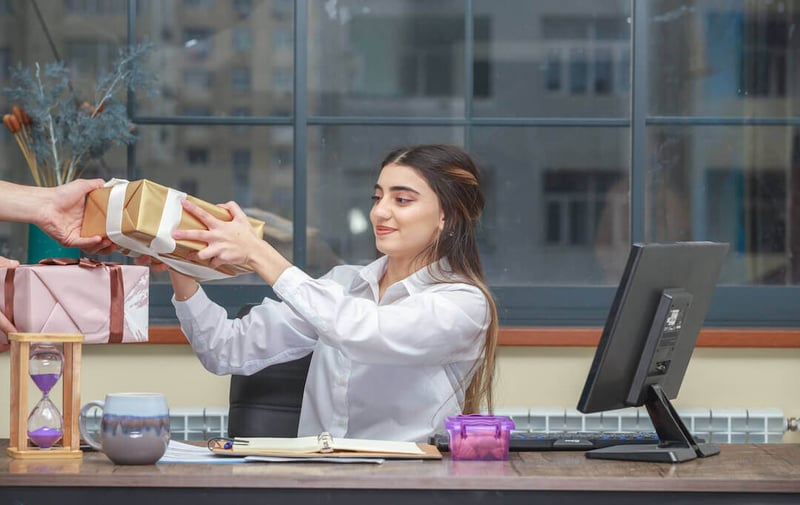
[174,199,262,269]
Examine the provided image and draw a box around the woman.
[159,144,498,442]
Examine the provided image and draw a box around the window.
[8,0,793,332]
[271,67,292,93]
[178,178,198,195]
[186,148,208,165]
[346,14,490,99]
[271,29,292,52]
[183,28,212,61]
[741,17,790,97]
[231,67,251,93]
[183,69,213,90]
[234,0,253,18]
[232,27,253,53]
[543,170,623,247]
[232,149,252,206]
[542,15,629,96]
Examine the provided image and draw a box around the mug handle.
[79,401,105,451]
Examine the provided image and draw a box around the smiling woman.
[136,144,498,443]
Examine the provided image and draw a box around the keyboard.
[431,431,660,452]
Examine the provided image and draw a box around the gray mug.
[79,392,170,465]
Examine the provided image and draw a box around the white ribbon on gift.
[104,179,231,281]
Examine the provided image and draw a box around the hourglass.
[28,343,64,449]
[7,332,83,459]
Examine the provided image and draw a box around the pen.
[223,438,250,450]
[207,437,250,451]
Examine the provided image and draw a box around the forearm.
[245,236,293,286]
[0,182,48,226]
[169,269,200,301]
[173,286,317,375]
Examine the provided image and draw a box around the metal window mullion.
[127,0,138,180]
[630,0,647,243]
[292,0,308,270]
[464,0,474,149]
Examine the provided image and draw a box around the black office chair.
[227,304,312,438]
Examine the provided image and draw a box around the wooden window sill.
[144,326,800,347]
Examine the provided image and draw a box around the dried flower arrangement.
[2,42,157,187]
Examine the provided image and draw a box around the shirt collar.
[353,256,457,298]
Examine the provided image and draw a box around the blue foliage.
[2,42,158,186]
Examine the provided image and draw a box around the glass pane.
[0,3,131,259]
[137,0,293,117]
[646,125,798,286]
[649,0,800,116]
[308,0,466,117]
[473,0,631,117]
[472,127,630,286]
[306,125,465,275]
[134,124,293,285]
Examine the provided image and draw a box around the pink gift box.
[0,259,149,344]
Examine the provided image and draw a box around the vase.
[27,224,80,264]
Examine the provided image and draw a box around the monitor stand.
[585,384,720,463]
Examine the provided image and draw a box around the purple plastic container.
[444,414,515,461]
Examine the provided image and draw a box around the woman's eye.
[370,195,381,203]
[396,197,412,204]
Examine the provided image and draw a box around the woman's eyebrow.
[374,183,421,194]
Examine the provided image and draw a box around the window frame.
[123,0,800,332]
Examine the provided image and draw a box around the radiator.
[495,407,790,444]
[83,406,793,443]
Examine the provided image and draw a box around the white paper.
[158,440,245,464]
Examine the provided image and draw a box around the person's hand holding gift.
[39,179,117,255]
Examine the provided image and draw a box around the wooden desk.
[2,441,799,504]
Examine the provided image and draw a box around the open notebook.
[208,432,442,460]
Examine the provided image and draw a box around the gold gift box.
[81,179,265,277]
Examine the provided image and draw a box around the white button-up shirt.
[173,256,489,443]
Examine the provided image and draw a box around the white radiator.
[495,407,790,444]
[84,406,792,443]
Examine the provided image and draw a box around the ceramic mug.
[79,392,170,465]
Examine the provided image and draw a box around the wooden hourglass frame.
[7,332,83,459]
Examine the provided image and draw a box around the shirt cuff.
[272,265,313,302]
[173,285,213,320]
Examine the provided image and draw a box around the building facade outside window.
[0,0,797,329]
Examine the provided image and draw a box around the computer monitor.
[577,241,729,463]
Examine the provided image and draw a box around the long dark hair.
[380,144,498,414]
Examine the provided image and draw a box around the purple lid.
[445,414,515,433]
